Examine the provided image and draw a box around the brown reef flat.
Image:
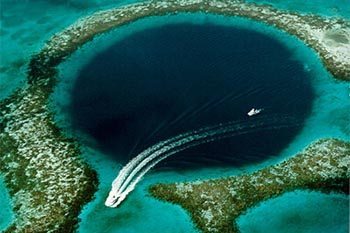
[0,85,98,232]
[0,0,349,232]
[32,0,350,83]
[150,139,350,233]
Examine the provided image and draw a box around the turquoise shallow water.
[51,13,349,233]
[0,0,139,101]
[246,0,350,19]
[0,0,349,101]
[69,21,314,168]
[237,191,349,233]
[0,176,13,231]
[0,0,349,232]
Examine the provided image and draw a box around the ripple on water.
[49,14,348,233]
[69,22,315,169]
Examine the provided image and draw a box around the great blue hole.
[70,22,314,169]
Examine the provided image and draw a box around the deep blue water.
[70,23,314,168]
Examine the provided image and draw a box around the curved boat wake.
[105,115,299,208]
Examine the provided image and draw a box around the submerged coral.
[150,139,349,233]
[0,85,98,232]
[0,0,349,232]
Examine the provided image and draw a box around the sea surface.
[0,1,349,232]
[68,21,313,168]
[0,176,13,230]
[246,0,350,19]
[237,190,349,233]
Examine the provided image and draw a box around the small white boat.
[247,108,263,116]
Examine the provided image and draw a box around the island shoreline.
[0,0,349,232]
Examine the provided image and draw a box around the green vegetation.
[0,0,349,232]
[150,139,349,233]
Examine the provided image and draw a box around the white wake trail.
[118,116,293,194]
[106,116,298,207]
[111,118,248,190]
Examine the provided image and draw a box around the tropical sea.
[246,0,350,19]
[0,175,13,230]
[68,20,314,168]
[0,1,349,232]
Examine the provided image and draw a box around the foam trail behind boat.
[111,117,253,189]
[118,116,294,195]
[111,117,250,189]
[105,116,298,208]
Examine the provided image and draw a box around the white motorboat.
[247,108,262,116]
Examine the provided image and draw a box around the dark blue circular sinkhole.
[70,22,314,169]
